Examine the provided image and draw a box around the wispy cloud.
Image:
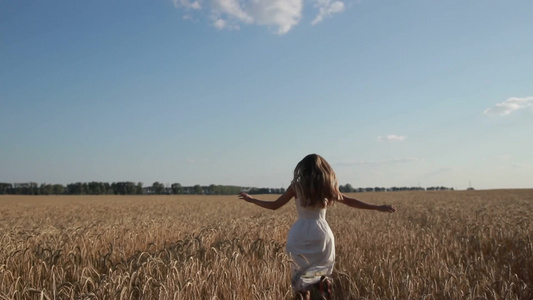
[174,0,202,10]
[377,134,407,142]
[338,157,423,166]
[491,154,511,161]
[213,0,254,24]
[312,0,345,25]
[173,0,346,34]
[483,96,533,116]
[422,167,457,179]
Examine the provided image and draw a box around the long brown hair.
[291,154,342,208]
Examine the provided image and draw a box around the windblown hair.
[291,154,342,208]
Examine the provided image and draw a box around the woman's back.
[294,197,327,220]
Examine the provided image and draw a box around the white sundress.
[286,198,335,291]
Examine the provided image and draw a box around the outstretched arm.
[340,193,397,213]
[238,185,296,210]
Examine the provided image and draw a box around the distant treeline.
[0,182,454,196]
[339,184,454,193]
[0,182,286,196]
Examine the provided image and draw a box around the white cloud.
[213,18,227,29]
[174,0,202,10]
[483,96,533,116]
[312,0,345,25]
[377,134,407,142]
[249,0,302,35]
[213,0,253,23]
[175,0,344,34]
[213,18,241,30]
[182,14,197,21]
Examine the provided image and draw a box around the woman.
[239,154,396,299]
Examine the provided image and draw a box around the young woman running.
[239,154,397,299]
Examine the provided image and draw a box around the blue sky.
[1,0,532,190]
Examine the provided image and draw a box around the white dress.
[286,198,335,291]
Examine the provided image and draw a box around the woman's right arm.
[238,185,296,210]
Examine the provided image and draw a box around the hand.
[378,204,397,213]
[238,192,253,202]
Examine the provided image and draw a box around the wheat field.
[0,189,531,300]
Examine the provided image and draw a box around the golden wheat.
[0,190,531,299]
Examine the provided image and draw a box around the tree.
[136,182,143,195]
[52,184,65,195]
[0,183,12,194]
[339,184,354,193]
[39,183,53,195]
[67,182,86,195]
[125,182,137,194]
[88,182,104,195]
[208,184,218,195]
[153,182,165,195]
[171,183,182,194]
[344,184,354,193]
[112,182,137,195]
[193,184,203,194]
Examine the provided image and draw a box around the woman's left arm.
[239,185,295,210]
[340,193,397,213]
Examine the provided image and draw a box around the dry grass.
[0,189,531,299]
